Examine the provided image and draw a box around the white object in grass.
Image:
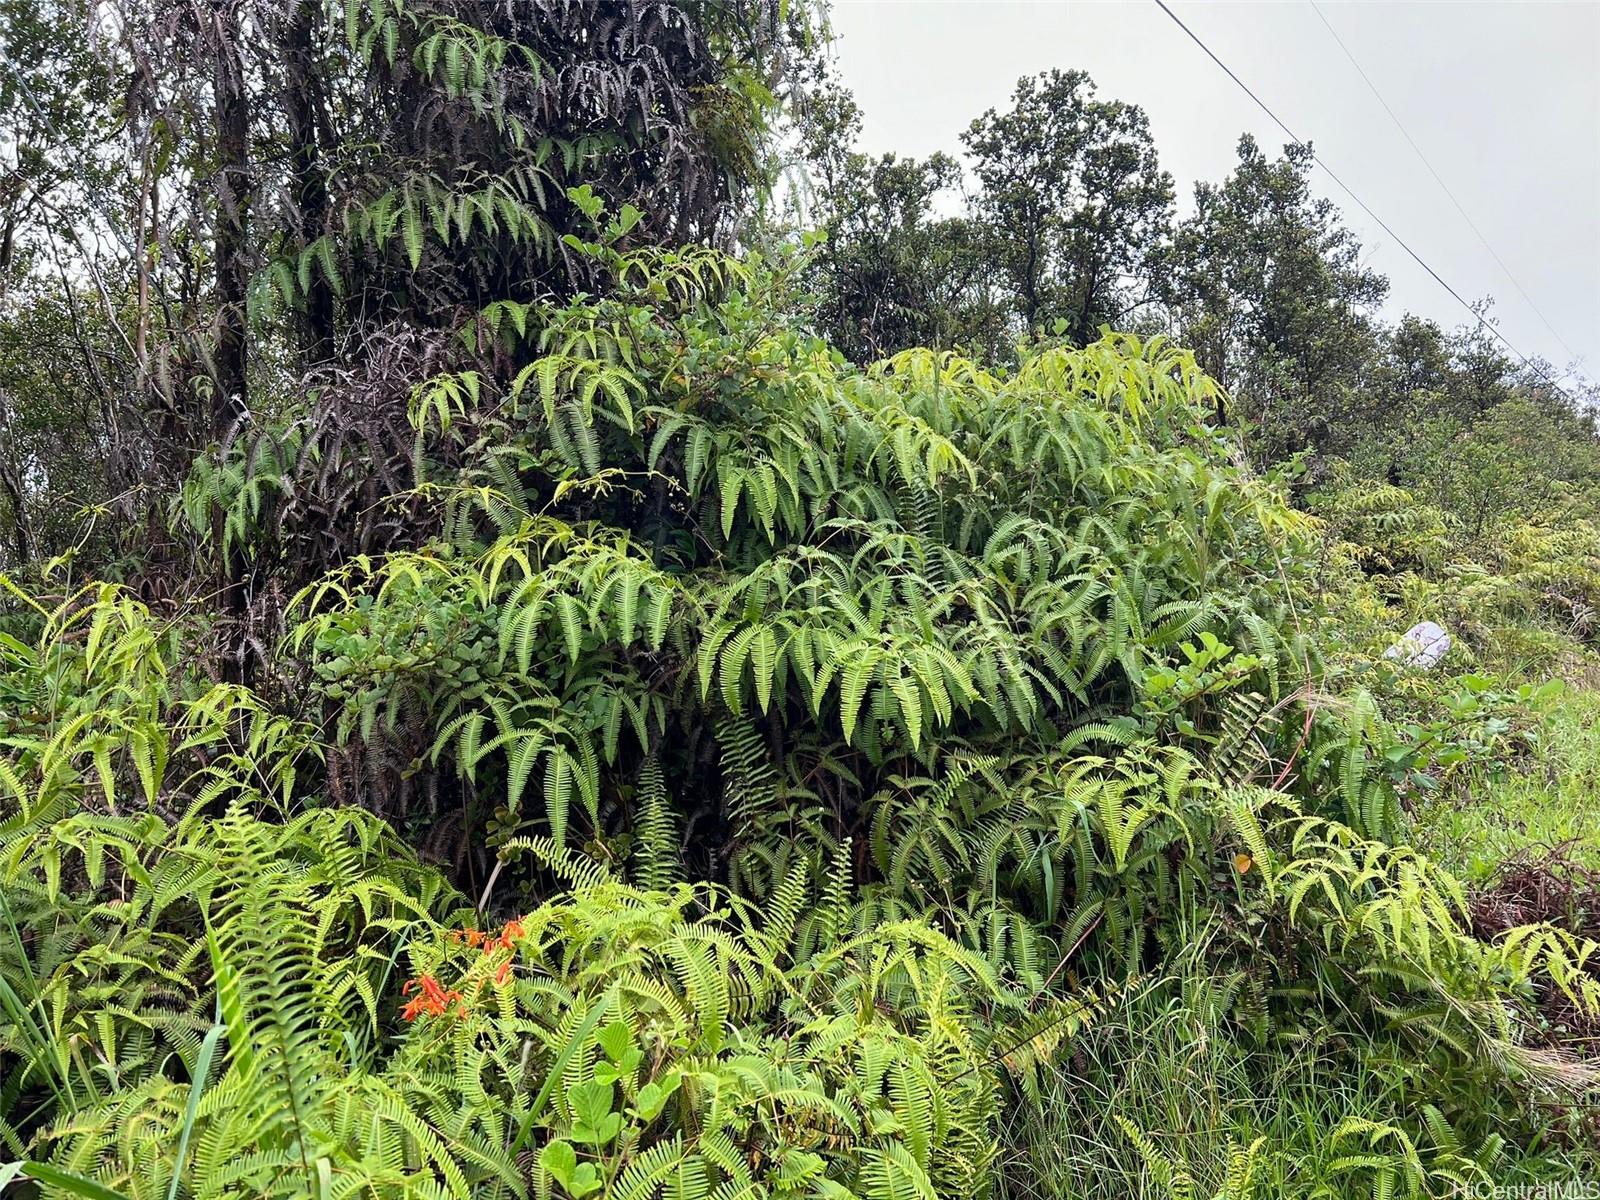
[1383,621,1451,669]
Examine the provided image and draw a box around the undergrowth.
[1,244,1598,1198]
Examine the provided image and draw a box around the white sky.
[826,0,1600,383]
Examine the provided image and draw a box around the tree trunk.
[210,0,250,443]
[208,0,253,684]
[283,0,335,365]
[0,456,31,566]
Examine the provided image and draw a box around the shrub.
[3,251,1598,1196]
[2,806,1010,1199]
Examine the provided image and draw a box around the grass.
[997,957,1599,1199]
[995,688,1600,1199]
[1411,691,1600,882]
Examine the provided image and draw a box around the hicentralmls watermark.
[1459,1184,1600,1200]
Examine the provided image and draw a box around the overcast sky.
[826,0,1599,384]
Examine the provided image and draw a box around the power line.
[1150,0,1578,403]
[1307,0,1578,364]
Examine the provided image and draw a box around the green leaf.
[401,196,423,269]
[566,184,603,221]
[569,1079,623,1145]
[540,1141,601,1198]
[167,1010,225,1200]
[597,1018,632,1064]
[629,1072,681,1122]
[515,992,613,1150]
[2,1163,131,1200]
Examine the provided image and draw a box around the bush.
[3,251,1598,1196]
[2,805,1007,1199]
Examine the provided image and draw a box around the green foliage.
[999,966,1564,1200]
[292,247,1322,886]
[795,81,1007,361]
[1,800,1013,1200]
[963,69,1174,345]
[1413,691,1600,884]
[0,284,129,571]
[1,805,458,1192]
[1157,136,1388,463]
[401,880,1008,1200]
[1115,1116,1265,1200]
[1383,674,1563,793]
[6,10,1600,1198]
[1314,478,1451,578]
[0,579,318,827]
[8,252,1600,1193]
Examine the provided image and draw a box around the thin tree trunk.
[210,0,250,443]
[284,0,335,365]
[208,0,253,684]
[0,457,31,565]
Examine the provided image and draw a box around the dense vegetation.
[1,3,1597,1197]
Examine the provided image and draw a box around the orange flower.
[1233,853,1253,875]
[484,919,526,974]
[400,975,465,1021]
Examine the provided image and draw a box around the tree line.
[798,65,1592,474]
[1,4,1592,580]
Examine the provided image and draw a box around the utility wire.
[1151,0,1578,403]
[1308,0,1577,364]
